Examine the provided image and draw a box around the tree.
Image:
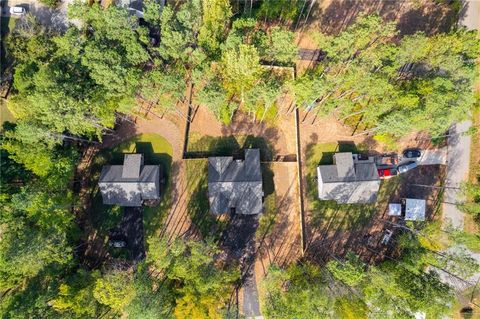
[260,263,335,318]
[50,270,103,318]
[326,252,365,287]
[93,270,136,312]
[220,44,262,100]
[140,68,187,113]
[459,182,480,220]
[157,0,202,64]
[198,0,232,55]
[256,27,298,65]
[125,264,174,319]
[146,237,239,319]
[298,15,480,138]
[256,0,302,22]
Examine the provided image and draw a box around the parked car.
[402,148,422,159]
[109,240,126,248]
[9,6,26,15]
[377,167,398,179]
[397,161,418,174]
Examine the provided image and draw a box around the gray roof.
[99,154,161,206]
[317,152,380,204]
[122,154,143,178]
[405,198,426,221]
[208,149,263,215]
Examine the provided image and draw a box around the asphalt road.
[460,0,480,30]
[447,0,480,230]
[444,121,472,228]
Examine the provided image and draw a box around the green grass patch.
[304,142,397,231]
[256,163,276,238]
[254,103,278,126]
[185,158,228,240]
[89,134,173,238]
[1,99,15,127]
[1,16,17,74]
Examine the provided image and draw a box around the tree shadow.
[186,134,275,161]
[302,0,456,36]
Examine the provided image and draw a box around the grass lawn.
[185,158,227,240]
[89,133,173,239]
[256,163,276,238]
[304,142,399,232]
[1,99,15,127]
[1,16,17,74]
[466,103,480,233]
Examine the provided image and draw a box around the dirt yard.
[304,158,447,264]
[189,105,297,156]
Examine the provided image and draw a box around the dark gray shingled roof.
[208,149,263,215]
[99,154,161,206]
[317,152,380,204]
[122,154,143,178]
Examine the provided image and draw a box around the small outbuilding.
[404,198,426,221]
[98,154,162,207]
[388,203,402,216]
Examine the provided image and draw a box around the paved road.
[460,0,480,30]
[444,122,472,229]
[243,271,262,319]
[439,0,477,228]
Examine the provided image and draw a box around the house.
[98,154,162,206]
[208,149,263,215]
[317,152,381,204]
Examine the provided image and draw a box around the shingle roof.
[208,149,263,215]
[405,198,426,221]
[99,154,161,206]
[317,152,380,204]
[122,154,143,178]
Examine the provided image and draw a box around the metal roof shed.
[405,198,426,221]
[388,203,402,216]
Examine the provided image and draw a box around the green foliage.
[125,264,174,319]
[256,0,302,22]
[261,263,335,318]
[256,27,298,65]
[158,0,202,63]
[146,237,239,318]
[326,252,365,287]
[140,68,187,112]
[198,0,232,55]
[301,15,480,138]
[50,270,103,318]
[220,44,262,99]
[459,182,480,220]
[262,248,456,319]
[38,0,59,7]
[93,270,136,312]
[143,0,163,26]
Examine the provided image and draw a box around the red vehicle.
[377,167,398,179]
